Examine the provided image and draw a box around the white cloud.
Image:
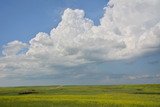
[0,0,160,81]
[2,40,28,56]
[25,0,160,62]
[128,74,160,80]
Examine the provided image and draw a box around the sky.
[0,0,160,86]
[0,0,106,47]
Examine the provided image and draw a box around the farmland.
[0,84,160,107]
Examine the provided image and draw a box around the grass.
[0,84,160,107]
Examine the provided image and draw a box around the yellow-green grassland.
[0,84,160,107]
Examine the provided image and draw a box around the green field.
[0,84,160,107]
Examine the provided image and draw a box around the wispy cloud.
[128,74,160,80]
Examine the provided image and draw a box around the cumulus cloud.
[26,0,160,62]
[2,40,28,56]
[0,0,160,82]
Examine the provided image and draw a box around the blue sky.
[0,0,160,86]
[0,0,107,47]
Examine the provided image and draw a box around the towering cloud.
[0,0,160,80]
[26,0,160,62]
